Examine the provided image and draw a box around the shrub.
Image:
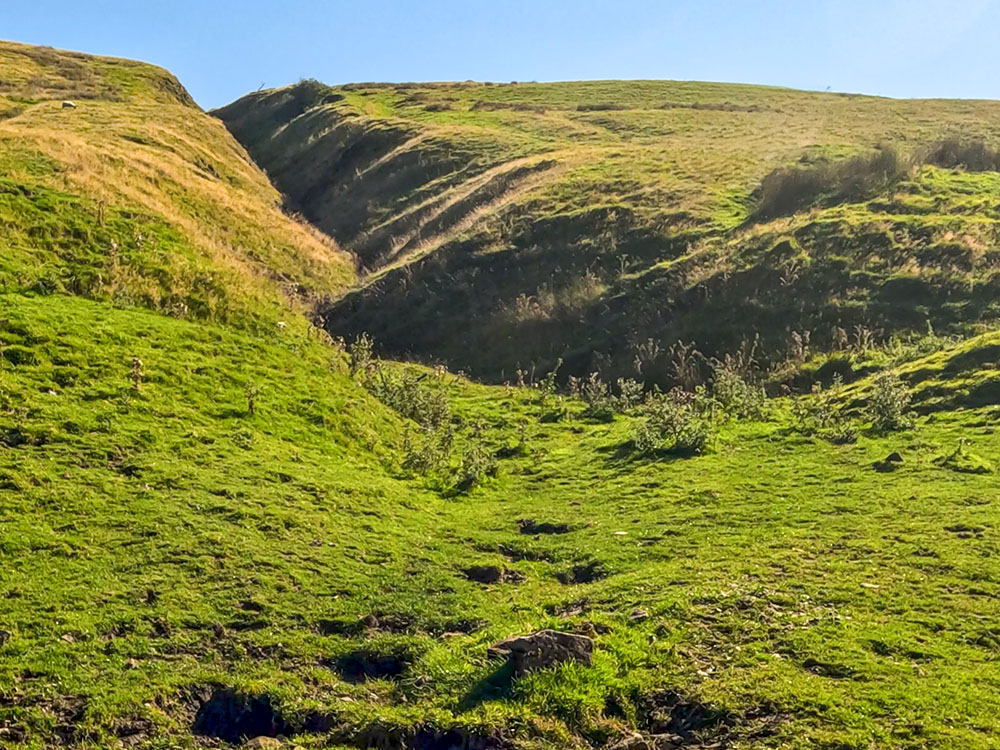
[866,373,913,433]
[244,382,260,416]
[456,427,499,491]
[791,382,857,443]
[536,359,562,406]
[634,390,711,456]
[402,426,454,476]
[348,333,374,377]
[615,378,645,412]
[579,372,616,422]
[365,367,451,430]
[711,365,767,420]
[755,145,907,218]
[130,356,144,393]
[924,138,1000,172]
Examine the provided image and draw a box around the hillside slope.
[217,80,1000,380]
[0,41,354,328]
[4,43,1000,750]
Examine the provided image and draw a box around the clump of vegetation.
[129,356,144,393]
[711,365,766,420]
[348,332,374,377]
[579,372,617,422]
[755,144,907,218]
[633,389,712,456]
[402,425,454,478]
[615,377,645,412]
[364,366,451,430]
[934,440,993,474]
[790,377,858,444]
[244,382,260,416]
[867,373,913,433]
[456,424,499,491]
[924,138,1000,172]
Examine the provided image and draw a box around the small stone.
[124,658,140,670]
[0,629,11,646]
[361,614,379,630]
[885,451,903,463]
[243,738,283,749]
[629,608,650,623]
[488,629,593,677]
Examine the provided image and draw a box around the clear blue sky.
[5,0,1000,109]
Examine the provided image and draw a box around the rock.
[885,451,903,463]
[488,629,593,676]
[243,738,283,749]
[629,608,650,623]
[61,100,77,109]
[0,629,11,646]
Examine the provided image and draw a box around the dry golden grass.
[0,40,355,323]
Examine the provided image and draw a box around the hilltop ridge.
[0,40,354,329]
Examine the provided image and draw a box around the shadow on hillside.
[597,440,692,471]
[459,661,516,710]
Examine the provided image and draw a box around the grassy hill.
[4,42,1000,750]
[217,80,1000,381]
[0,40,354,330]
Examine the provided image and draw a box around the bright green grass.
[3,291,1000,749]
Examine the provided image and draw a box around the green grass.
[216,79,1000,383]
[4,290,1000,749]
[5,42,1000,750]
[0,40,355,332]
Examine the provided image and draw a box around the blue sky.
[4,0,1000,109]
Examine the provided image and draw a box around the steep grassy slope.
[0,41,354,328]
[217,80,1000,379]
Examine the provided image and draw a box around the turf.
[4,291,1000,749]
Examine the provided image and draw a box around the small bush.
[456,426,499,491]
[402,426,453,476]
[756,145,907,219]
[579,372,616,422]
[711,365,766,420]
[615,378,645,412]
[924,138,1000,172]
[365,367,451,430]
[634,390,711,456]
[866,373,913,433]
[348,333,374,377]
[244,382,260,416]
[791,383,858,443]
